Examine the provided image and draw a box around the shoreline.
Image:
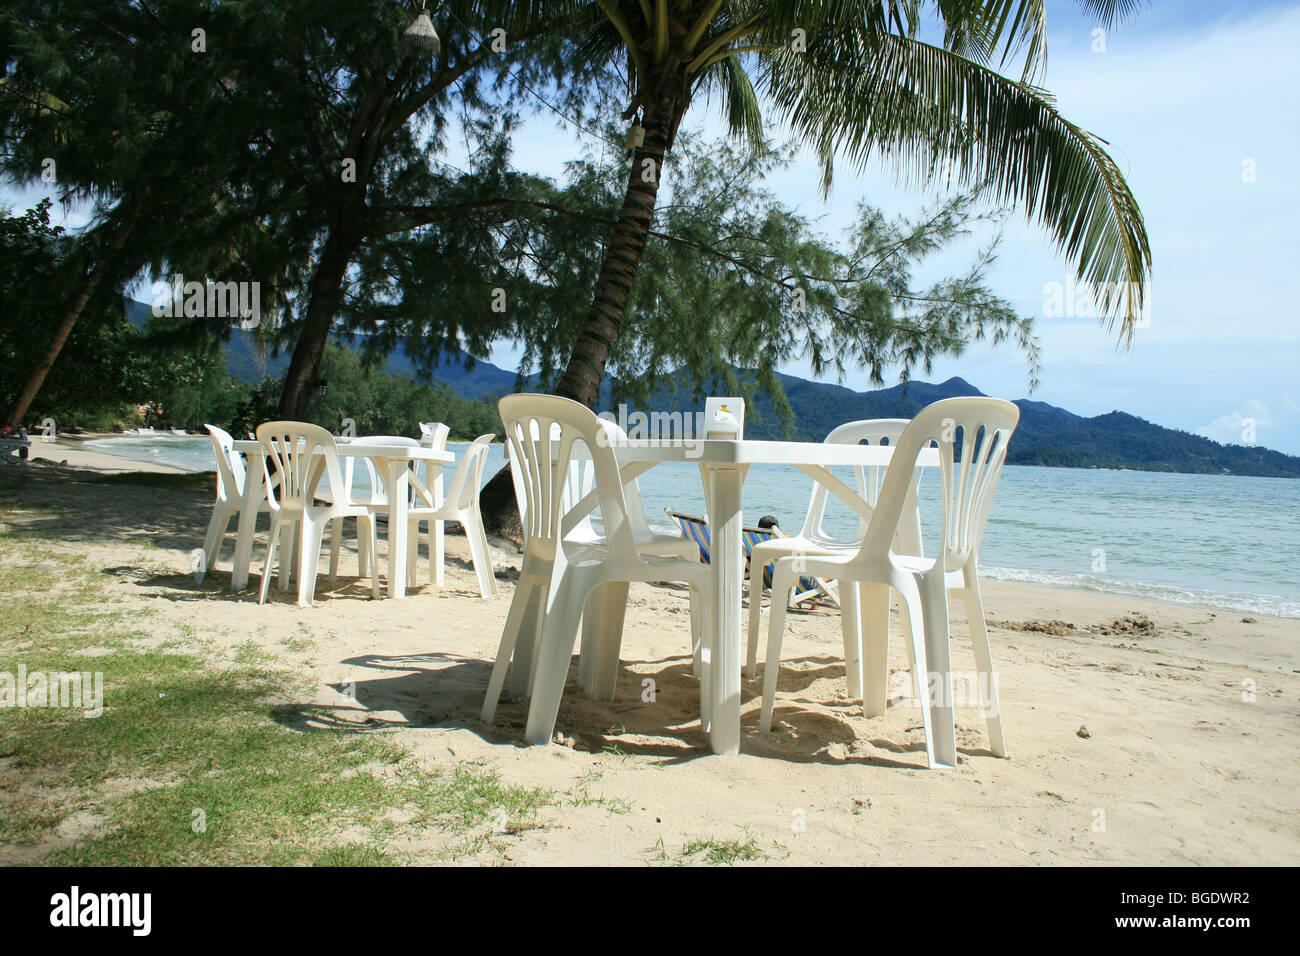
[979,566,1300,622]
[25,431,194,475]
[13,432,1299,623]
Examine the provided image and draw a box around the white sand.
[24,431,193,474]
[4,446,1298,865]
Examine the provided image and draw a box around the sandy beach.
[2,438,1298,865]
[22,430,196,475]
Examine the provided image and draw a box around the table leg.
[704,464,747,755]
[388,461,409,599]
[231,453,264,592]
[433,468,445,586]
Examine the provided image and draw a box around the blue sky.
[491,1,1300,453]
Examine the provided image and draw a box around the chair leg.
[425,526,436,587]
[297,514,326,607]
[202,506,232,571]
[860,583,892,716]
[328,517,341,579]
[258,515,282,605]
[357,517,370,577]
[897,594,916,696]
[897,582,937,768]
[359,516,380,598]
[690,586,703,678]
[277,521,295,592]
[509,580,545,698]
[839,580,861,700]
[759,562,798,733]
[406,519,420,589]
[918,572,957,769]
[524,568,590,746]
[745,557,765,680]
[432,518,445,587]
[482,575,541,724]
[465,507,496,598]
[963,580,1005,757]
[591,581,630,702]
[691,582,713,727]
[578,588,600,694]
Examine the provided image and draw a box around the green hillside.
[154,304,1298,479]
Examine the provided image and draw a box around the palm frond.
[717,53,764,149]
[763,29,1151,336]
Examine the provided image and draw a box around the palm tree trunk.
[479,101,684,537]
[278,215,359,420]
[1,213,138,433]
[552,112,674,406]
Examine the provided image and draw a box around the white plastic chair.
[330,435,418,581]
[201,424,270,572]
[405,434,497,598]
[417,422,451,585]
[504,417,703,696]
[507,421,602,543]
[745,419,924,699]
[506,419,697,557]
[482,395,713,744]
[256,421,380,606]
[758,397,1019,769]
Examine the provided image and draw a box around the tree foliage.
[506,133,1036,429]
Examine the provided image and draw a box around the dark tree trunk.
[2,213,138,433]
[552,107,675,405]
[480,94,686,536]
[277,214,360,420]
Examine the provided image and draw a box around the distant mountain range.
[146,306,1300,479]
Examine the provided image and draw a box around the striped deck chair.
[665,510,833,608]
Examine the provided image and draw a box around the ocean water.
[83,435,1300,618]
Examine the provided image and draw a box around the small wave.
[83,436,213,473]
[981,565,1300,619]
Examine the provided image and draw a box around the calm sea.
[85,434,1300,618]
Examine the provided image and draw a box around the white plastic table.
[569,438,941,756]
[228,440,454,599]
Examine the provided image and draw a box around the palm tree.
[523,0,1152,406]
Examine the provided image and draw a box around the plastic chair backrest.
[205,423,245,501]
[596,418,661,540]
[256,421,342,511]
[858,398,1019,571]
[442,434,495,511]
[799,419,910,541]
[507,421,600,540]
[414,424,450,507]
[499,394,636,563]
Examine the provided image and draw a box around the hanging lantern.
[403,2,440,54]
[625,124,645,150]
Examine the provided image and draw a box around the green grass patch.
[647,828,782,866]
[0,536,559,864]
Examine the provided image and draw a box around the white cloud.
[1197,400,1283,447]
